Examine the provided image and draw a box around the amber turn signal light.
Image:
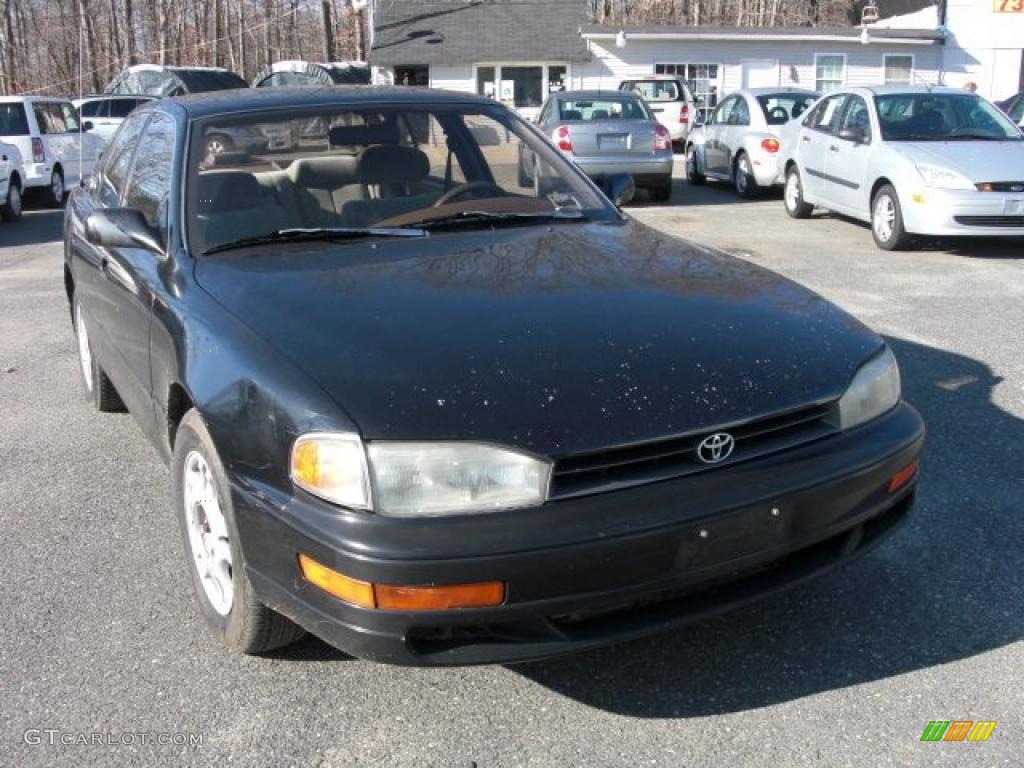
[888,459,919,493]
[298,554,505,611]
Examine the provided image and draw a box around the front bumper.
[235,402,923,666]
[901,187,1024,236]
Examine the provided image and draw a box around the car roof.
[167,85,496,119]
[0,95,73,103]
[554,89,642,100]
[842,85,971,97]
[739,87,819,96]
[74,94,156,101]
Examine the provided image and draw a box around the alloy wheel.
[785,172,800,211]
[51,171,63,201]
[183,450,234,616]
[8,184,21,217]
[873,194,895,243]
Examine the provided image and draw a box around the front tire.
[871,184,911,251]
[0,179,21,221]
[73,296,124,412]
[173,409,305,654]
[43,168,64,208]
[784,165,813,219]
[733,152,758,199]
[685,145,706,185]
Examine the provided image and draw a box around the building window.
[883,54,914,85]
[394,65,429,87]
[654,63,720,119]
[474,64,570,108]
[814,54,846,92]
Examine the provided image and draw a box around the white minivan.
[0,96,104,206]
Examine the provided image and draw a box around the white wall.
[582,38,942,95]
[943,0,1024,98]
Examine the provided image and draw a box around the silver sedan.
[779,86,1024,250]
[684,88,819,198]
[520,90,675,201]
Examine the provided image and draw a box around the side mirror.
[838,126,868,144]
[598,173,635,207]
[82,121,94,131]
[85,208,165,256]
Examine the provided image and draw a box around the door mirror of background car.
[85,209,165,256]
[838,126,868,144]
[597,173,635,207]
[82,121,94,132]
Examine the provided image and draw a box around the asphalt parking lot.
[2,167,1022,766]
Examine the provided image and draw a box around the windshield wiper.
[203,226,427,255]
[403,209,588,231]
[946,132,1015,141]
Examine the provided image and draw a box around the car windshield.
[625,81,680,102]
[756,93,819,125]
[558,97,652,121]
[188,103,615,254]
[874,92,1023,141]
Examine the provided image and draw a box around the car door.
[825,95,875,218]
[724,95,751,171]
[70,111,152,417]
[794,93,847,203]
[704,96,736,176]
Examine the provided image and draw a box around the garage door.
[742,60,779,88]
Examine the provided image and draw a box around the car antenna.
[77,0,84,188]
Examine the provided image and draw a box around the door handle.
[829,145,840,152]
[801,135,810,142]
[100,256,137,292]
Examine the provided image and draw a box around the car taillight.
[555,125,573,152]
[680,104,690,124]
[32,138,45,163]
[655,125,672,150]
[760,138,780,153]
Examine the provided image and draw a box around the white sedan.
[779,86,1024,250]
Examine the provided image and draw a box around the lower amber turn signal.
[298,554,505,611]
[888,459,919,493]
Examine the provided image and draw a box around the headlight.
[915,163,974,190]
[291,433,372,510]
[291,435,551,516]
[836,347,901,430]
[368,442,550,517]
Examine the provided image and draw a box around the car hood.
[891,140,1024,183]
[194,221,882,457]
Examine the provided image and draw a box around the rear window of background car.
[559,98,652,121]
[626,81,680,102]
[0,103,30,135]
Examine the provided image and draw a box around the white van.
[0,96,104,206]
[0,139,25,221]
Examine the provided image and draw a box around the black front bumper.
[234,403,924,666]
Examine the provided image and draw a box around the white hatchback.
[0,96,104,206]
[779,86,1024,250]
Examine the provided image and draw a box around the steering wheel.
[768,107,789,123]
[433,181,505,207]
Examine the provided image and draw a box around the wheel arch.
[167,382,196,450]
[9,169,21,190]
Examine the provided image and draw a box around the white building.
[369,0,1024,112]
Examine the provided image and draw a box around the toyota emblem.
[697,432,736,464]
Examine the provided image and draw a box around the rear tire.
[733,152,759,199]
[73,296,124,412]
[784,165,813,219]
[0,178,21,221]
[43,168,64,208]
[173,408,306,655]
[871,184,911,251]
[685,145,706,185]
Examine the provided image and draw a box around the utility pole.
[322,0,335,61]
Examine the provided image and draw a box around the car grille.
[548,402,838,499]
[954,215,1024,227]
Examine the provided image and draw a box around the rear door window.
[60,103,80,132]
[110,99,139,119]
[0,103,30,135]
[79,101,108,118]
[807,94,847,134]
[34,103,67,134]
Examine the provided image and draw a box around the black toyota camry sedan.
[63,87,923,666]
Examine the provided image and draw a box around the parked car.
[994,91,1024,127]
[779,86,1024,250]
[0,96,103,206]
[73,95,156,145]
[685,88,819,198]
[201,122,271,160]
[65,86,923,666]
[520,89,674,201]
[619,76,698,146]
[0,139,24,221]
